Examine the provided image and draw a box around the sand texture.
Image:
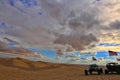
[0,58,120,80]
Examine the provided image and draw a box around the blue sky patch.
[98,43,120,46]
[8,42,16,47]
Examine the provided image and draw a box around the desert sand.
[0,58,120,80]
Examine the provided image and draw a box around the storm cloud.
[54,33,98,50]
[109,20,120,29]
[0,0,120,52]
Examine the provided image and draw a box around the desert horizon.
[0,57,120,80]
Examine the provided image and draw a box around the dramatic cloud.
[56,49,64,56]
[54,33,98,50]
[109,20,120,29]
[0,0,120,52]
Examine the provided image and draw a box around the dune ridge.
[0,57,56,69]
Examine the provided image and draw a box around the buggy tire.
[89,70,92,75]
[117,71,120,74]
[98,70,101,75]
[105,69,108,74]
[100,68,103,73]
[84,70,88,75]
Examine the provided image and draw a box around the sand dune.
[0,58,120,80]
[0,57,50,69]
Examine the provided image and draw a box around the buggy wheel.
[117,71,120,74]
[84,70,88,75]
[105,69,108,74]
[100,68,103,73]
[89,70,92,75]
[98,70,101,75]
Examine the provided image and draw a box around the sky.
[0,0,120,55]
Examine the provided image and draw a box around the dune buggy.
[84,64,103,75]
[104,62,120,74]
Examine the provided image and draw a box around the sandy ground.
[0,58,120,80]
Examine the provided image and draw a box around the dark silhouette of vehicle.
[104,62,120,74]
[84,64,103,75]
